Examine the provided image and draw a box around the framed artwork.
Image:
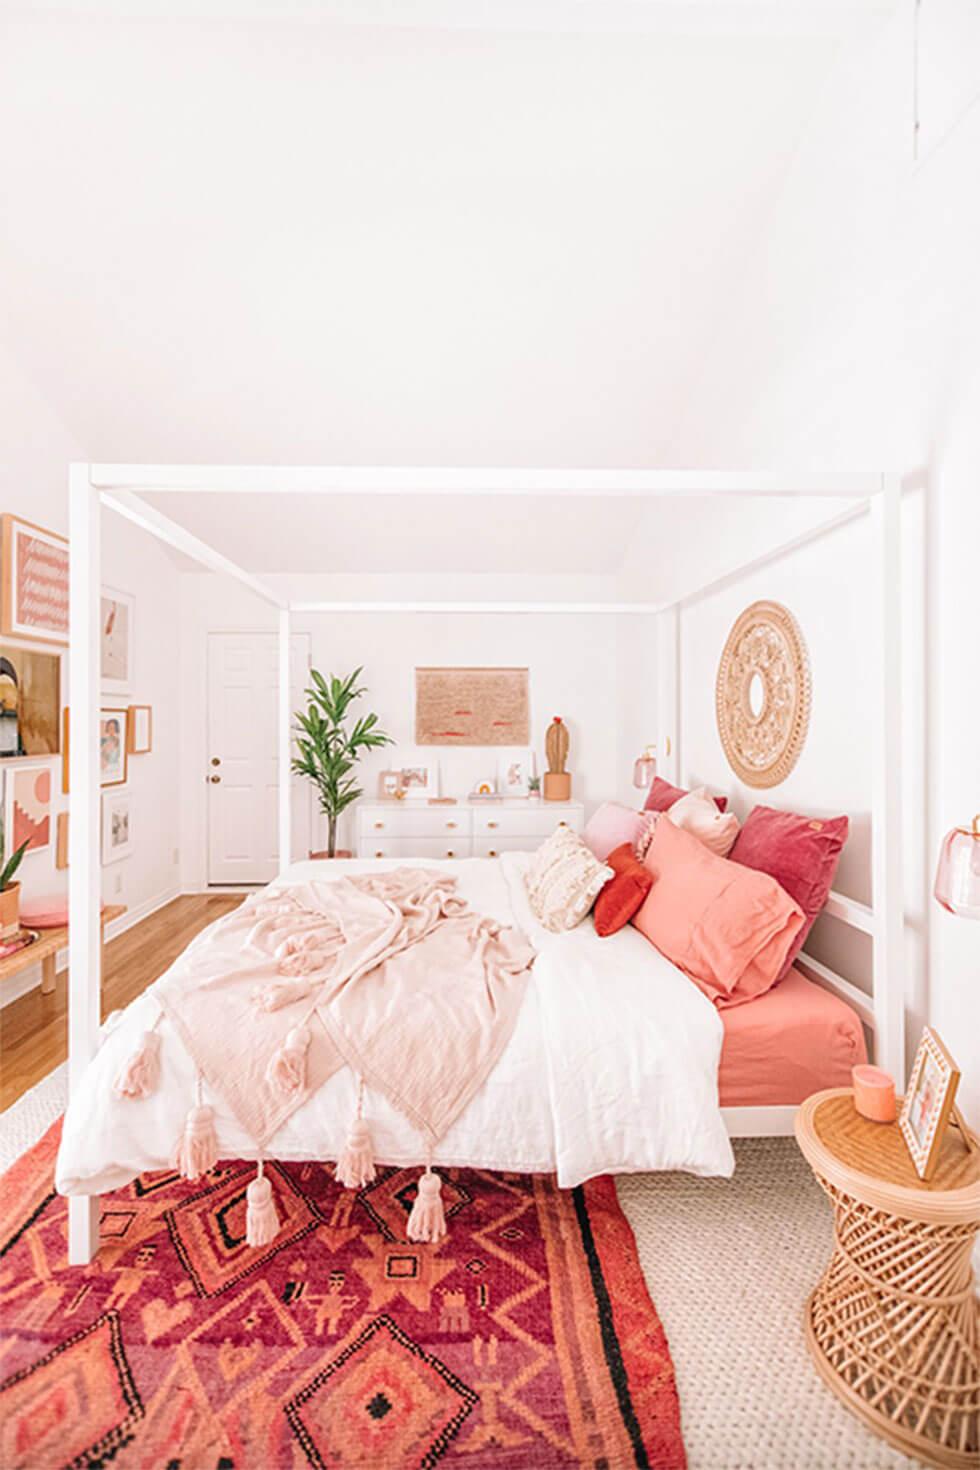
[56,811,69,870]
[498,751,533,798]
[3,763,52,857]
[100,707,128,787]
[378,769,403,799]
[0,644,61,759]
[899,1028,961,1180]
[1,515,68,645]
[127,704,152,754]
[102,790,133,865]
[62,707,70,793]
[415,667,529,746]
[399,757,438,800]
[101,587,133,693]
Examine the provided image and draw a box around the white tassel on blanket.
[172,1103,218,1180]
[406,1169,447,1243]
[266,1024,311,1096]
[113,1029,162,1099]
[246,1164,280,1247]
[335,1118,376,1189]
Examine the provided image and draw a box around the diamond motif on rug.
[285,1313,478,1469]
[358,1166,472,1242]
[0,1311,142,1470]
[165,1163,318,1296]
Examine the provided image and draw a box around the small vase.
[0,881,21,940]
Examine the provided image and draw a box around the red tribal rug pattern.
[0,1122,685,1469]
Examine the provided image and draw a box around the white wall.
[0,346,182,1001]
[178,571,627,887]
[670,4,980,1120]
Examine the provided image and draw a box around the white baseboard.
[0,886,183,1009]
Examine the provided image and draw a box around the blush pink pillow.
[729,806,849,981]
[667,787,740,857]
[632,817,804,1007]
[643,776,727,814]
[582,802,646,861]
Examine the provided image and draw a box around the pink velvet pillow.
[643,776,727,814]
[582,802,646,862]
[729,806,849,980]
[632,817,804,1007]
[593,842,654,936]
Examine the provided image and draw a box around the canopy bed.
[63,466,905,1264]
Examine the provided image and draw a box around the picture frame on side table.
[102,790,133,865]
[100,708,128,787]
[399,756,438,800]
[101,587,134,693]
[498,750,533,798]
[899,1028,963,1180]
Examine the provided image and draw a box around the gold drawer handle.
[487,820,499,829]
[446,821,458,829]
[446,849,455,858]
[374,821,385,830]
[375,850,384,857]
[488,849,498,858]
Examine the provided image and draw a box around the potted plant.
[292,667,393,858]
[0,838,30,940]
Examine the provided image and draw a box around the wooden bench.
[0,904,127,995]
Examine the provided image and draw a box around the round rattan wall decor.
[715,600,811,788]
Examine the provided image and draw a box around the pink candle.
[852,1064,896,1123]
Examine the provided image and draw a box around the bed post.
[67,465,101,1264]
[278,605,292,873]
[870,477,905,1085]
[657,606,680,784]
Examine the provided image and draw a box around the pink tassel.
[252,978,314,1011]
[335,1118,376,1190]
[246,1166,280,1247]
[277,950,328,977]
[172,1104,218,1180]
[406,1169,447,1244]
[113,1030,161,1099]
[266,1024,311,1096]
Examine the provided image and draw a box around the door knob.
[210,774,221,784]
[211,757,221,767]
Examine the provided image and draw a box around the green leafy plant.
[0,838,29,893]
[291,667,393,857]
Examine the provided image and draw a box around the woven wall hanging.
[715,600,811,788]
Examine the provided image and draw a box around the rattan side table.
[796,1088,980,1469]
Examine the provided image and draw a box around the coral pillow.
[643,776,727,814]
[729,806,849,980]
[593,843,653,936]
[632,817,804,1007]
[582,802,646,862]
[668,788,740,857]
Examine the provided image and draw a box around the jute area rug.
[0,1121,685,1469]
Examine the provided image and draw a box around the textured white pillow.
[667,787,740,858]
[525,826,613,933]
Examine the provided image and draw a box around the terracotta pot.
[0,881,21,940]
[543,772,572,802]
[308,850,354,860]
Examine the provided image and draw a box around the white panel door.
[207,631,311,884]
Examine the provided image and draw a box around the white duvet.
[56,853,734,1194]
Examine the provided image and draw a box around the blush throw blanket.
[147,870,534,1223]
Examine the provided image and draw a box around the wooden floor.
[0,894,243,1111]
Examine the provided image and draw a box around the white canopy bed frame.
[67,465,904,1262]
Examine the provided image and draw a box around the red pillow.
[729,806,849,980]
[643,776,727,814]
[593,842,653,937]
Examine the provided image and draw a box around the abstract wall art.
[415,667,529,747]
[0,644,61,759]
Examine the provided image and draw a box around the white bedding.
[56,853,734,1194]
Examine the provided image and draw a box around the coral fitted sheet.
[718,966,867,1107]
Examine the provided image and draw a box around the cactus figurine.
[543,716,572,801]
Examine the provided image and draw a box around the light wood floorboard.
[0,894,243,1110]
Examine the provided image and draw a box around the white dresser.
[356,799,585,860]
